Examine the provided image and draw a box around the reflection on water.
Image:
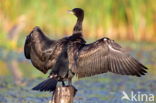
[0,42,156,103]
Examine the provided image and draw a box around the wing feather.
[24,34,31,59]
[24,27,59,73]
[74,38,148,78]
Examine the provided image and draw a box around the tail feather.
[32,78,58,92]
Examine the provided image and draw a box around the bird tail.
[32,78,58,92]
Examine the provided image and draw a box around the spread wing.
[24,27,59,73]
[74,38,148,78]
[24,33,31,59]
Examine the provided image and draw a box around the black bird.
[24,8,148,92]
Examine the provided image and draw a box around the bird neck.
[73,15,83,34]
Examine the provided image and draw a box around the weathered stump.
[50,85,77,103]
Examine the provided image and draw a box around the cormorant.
[24,8,148,92]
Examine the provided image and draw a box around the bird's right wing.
[73,38,147,78]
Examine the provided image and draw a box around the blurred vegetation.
[0,0,156,51]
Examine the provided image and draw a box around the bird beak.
[67,10,74,14]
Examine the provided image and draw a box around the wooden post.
[50,85,77,103]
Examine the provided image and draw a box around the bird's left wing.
[73,38,147,78]
[24,27,60,73]
[24,33,31,59]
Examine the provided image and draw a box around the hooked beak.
[67,10,74,14]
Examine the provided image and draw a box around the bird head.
[68,8,84,18]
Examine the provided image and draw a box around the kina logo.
[121,91,155,102]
